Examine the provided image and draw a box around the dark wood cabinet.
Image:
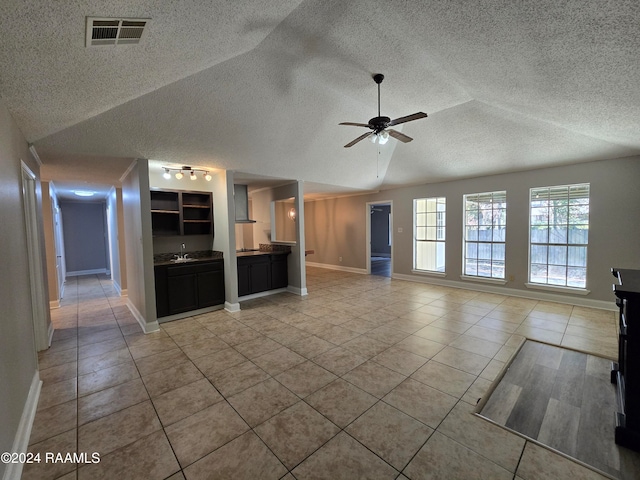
[611,267,640,452]
[237,253,288,296]
[151,189,213,236]
[155,260,224,318]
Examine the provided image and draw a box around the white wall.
[122,159,157,332]
[0,98,44,479]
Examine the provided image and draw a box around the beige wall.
[305,157,640,304]
[0,98,45,477]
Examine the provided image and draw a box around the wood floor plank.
[537,397,581,456]
[480,381,522,425]
[535,344,563,370]
[550,349,587,408]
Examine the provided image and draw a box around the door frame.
[21,161,50,351]
[365,200,393,275]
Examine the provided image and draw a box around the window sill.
[525,283,590,295]
[460,275,507,285]
[411,269,446,277]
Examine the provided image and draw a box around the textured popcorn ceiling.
[1,0,639,194]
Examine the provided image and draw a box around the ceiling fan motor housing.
[368,116,390,133]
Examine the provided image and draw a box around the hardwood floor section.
[370,257,390,277]
[480,341,640,479]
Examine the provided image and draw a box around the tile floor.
[24,268,623,479]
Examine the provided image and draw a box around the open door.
[366,201,392,277]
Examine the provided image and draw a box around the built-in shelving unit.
[151,189,213,236]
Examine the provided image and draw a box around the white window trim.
[460,274,507,285]
[412,269,447,277]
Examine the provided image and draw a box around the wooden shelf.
[150,189,213,236]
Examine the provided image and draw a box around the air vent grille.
[86,17,150,47]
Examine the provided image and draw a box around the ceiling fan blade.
[344,132,372,148]
[339,122,371,128]
[388,129,413,143]
[388,112,428,127]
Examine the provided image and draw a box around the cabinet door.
[154,265,169,318]
[237,263,251,297]
[271,255,288,289]
[198,268,225,307]
[167,274,199,314]
[250,260,271,293]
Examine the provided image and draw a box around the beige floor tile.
[522,316,568,333]
[77,431,179,480]
[78,377,149,425]
[254,401,340,469]
[133,348,190,377]
[464,324,513,344]
[476,316,522,333]
[560,334,617,359]
[428,318,473,334]
[152,378,223,426]
[228,378,299,427]
[162,317,203,336]
[414,325,460,344]
[77,347,132,376]
[78,401,161,457]
[341,335,389,358]
[342,360,407,398]
[142,361,204,398]
[78,337,127,360]
[77,361,139,396]
[23,429,77,480]
[515,325,564,345]
[404,432,513,480]
[312,346,366,376]
[217,326,263,346]
[77,325,122,346]
[233,336,282,359]
[29,400,77,445]
[288,335,336,358]
[208,360,270,396]
[363,326,409,345]
[275,360,337,398]
[346,401,433,470]
[178,336,230,360]
[480,358,506,381]
[192,347,247,377]
[305,379,377,428]
[292,431,398,480]
[183,431,287,480]
[315,325,362,345]
[383,379,457,428]
[128,336,179,360]
[432,346,491,376]
[439,401,525,472]
[37,377,77,411]
[449,334,503,358]
[252,346,306,376]
[411,361,477,398]
[395,335,446,358]
[462,376,494,406]
[169,327,216,347]
[166,401,249,468]
[38,347,78,371]
[372,346,428,375]
[516,442,609,480]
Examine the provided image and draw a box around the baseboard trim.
[391,273,617,311]
[287,286,308,296]
[126,300,159,334]
[49,299,60,309]
[238,288,288,302]
[47,322,54,347]
[225,301,240,313]
[306,262,367,275]
[66,268,108,277]
[157,304,225,323]
[3,371,41,480]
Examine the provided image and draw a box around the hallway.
[24,270,628,479]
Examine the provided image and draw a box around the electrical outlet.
[508,275,515,281]
[398,227,403,233]
[339,256,343,262]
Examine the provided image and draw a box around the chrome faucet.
[180,243,186,259]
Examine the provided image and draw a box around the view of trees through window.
[529,184,590,288]
[464,191,506,279]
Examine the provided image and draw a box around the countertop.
[154,250,223,266]
[236,250,290,258]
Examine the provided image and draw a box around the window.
[414,197,446,272]
[463,191,506,279]
[529,184,589,288]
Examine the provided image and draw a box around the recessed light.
[74,190,95,197]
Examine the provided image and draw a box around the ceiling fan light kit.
[340,73,427,148]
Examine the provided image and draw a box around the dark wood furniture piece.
[611,267,640,452]
[150,189,213,236]
[237,253,289,296]
[155,259,224,317]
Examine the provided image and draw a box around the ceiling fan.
[340,73,427,148]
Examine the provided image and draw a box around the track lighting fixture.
[162,165,212,182]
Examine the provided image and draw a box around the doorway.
[366,201,392,277]
[21,161,49,351]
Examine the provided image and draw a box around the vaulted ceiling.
[1,0,638,196]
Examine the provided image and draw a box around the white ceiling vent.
[86,17,150,47]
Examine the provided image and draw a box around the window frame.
[462,190,507,280]
[413,197,446,273]
[528,183,590,290]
